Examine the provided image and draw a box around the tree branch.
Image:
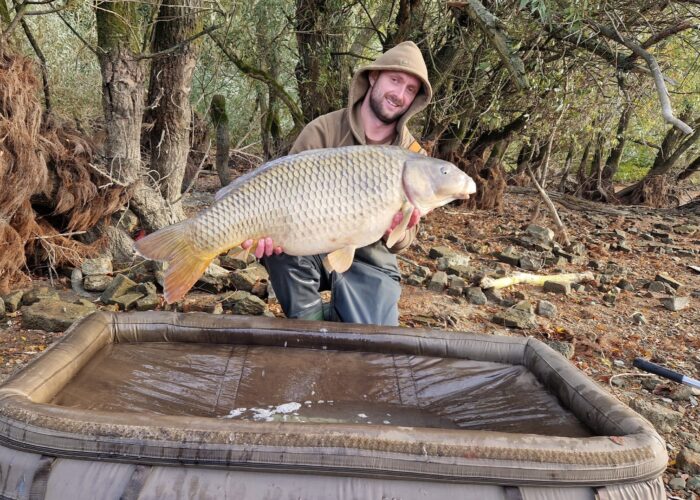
[448,0,529,90]
[210,34,304,128]
[136,23,222,60]
[590,22,694,134]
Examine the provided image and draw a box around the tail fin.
[134,222,214,304]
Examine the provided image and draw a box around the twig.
[481,271,594,290]
[29,230,86,240]
[526,165,571,246]
[170,139,212,204]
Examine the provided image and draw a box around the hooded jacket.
[289,41,432,276]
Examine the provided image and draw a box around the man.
[245,41,433,326]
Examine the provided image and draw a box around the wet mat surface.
[51,343,592,437]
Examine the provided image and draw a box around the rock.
[250,279,269,298]
[230,265,268,292]
[113,209,139,232]
[678,448,700,475]
[437,253,470,272]
[429,246,456,259]
[654,222,672,231]
[444,264,474,279]
[547,340,575,359]
[2,291,24,312]
[135,294,159,311]
[603,292,617,305]
[687,476,700,492]
[519,255,544,271]
[134,282,158,296]
[661,296,689,312]
[543,281,570,295]
[669,385,695,402]
[0,297,5,318]
[465,287,487,305]
[84,275,112,292]
[668,477,686,490]
[447,276,465,297]
[646,280,666,293]
[484,287,514,307]
[640,233,654,241]
[81,257,113,276]
[100,274,137,304]
[406,274,426,286]
[631,312,646,325]
[588,260,602,270]
[536,300,557,318]
[674,224,698,235]
[566,242,587,256]
[112,292,145,311]
[655,272,683,290]
[513,300,533,313]
[413,265,431,278]
[21,298,97,332]
[628,399,683,433]
[572,283,585,293]
[219,249,250,270]
[616,279,634,291]
[495,246,522,267]
[196,263,232,294]
[225,291,267,315]
[21,287,58,306]
[428,271,448,292]
[492,309,536,329]
[525,224,554,243]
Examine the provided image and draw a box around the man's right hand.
[242,237,283,259]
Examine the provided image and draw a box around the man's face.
[368,71,421,124]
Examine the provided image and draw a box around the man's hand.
[242,237,283,259]
[384,207,421,238]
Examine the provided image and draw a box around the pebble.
[661,296,689,312]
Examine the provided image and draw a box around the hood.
[348,41,433,145]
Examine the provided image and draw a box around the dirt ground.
[1,180,699,496]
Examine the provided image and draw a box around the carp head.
[402,156,477,214]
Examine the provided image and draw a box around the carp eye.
[440,166,449,175]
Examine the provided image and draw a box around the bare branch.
[591,22,694,134]
[136,23,222,60]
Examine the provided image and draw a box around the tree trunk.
[677,154,700,182]
[601,104,631,189]
[95,0,178,232]
[209,94,230,187]
[294,0,345,122]
[146,0,203,221]
[557,144,575,192]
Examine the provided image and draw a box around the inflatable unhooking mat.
[0,312,667,499]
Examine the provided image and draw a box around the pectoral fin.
[323,245,356,273]
[386,202,415,249]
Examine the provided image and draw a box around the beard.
[369,86,405,124]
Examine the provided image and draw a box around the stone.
[536,300,557,318]
[566,242,587,256]
[230,265,268,292]
[674,224,698,235]
[519,255,544,271]
[661,296,689,312]
[668,477,686,490]
[114,209,139,233]
[428,271,448,292]
[525,224,554,243]
[22,287,59,306]
[0,297,4,318]
[495,246,522,267]
[250,279,269,298]
[628,399,683,433]
[83,275,112,292]
[406,274,426,286]
[21,298,96,332]
[631,312,646,325]
[678,448,700,475]
[219,249,250,270]
[513,300,533,313]
[572,283,585,293]
[484,287,514,307]
[465,287,487,305]
[445,264,473,279]
[603,292,617,305]
[429,246,456,259]
[135,281,158,296]
[225,291,267,316]
[447,276,465,297]
[112,292,144,311]
[437,253,470,271]
[616,279,634,291]
[413,265,431,278]
[547,341,574,359]
[687,476,700,492]
[196,263,233,294]
[100,274,137,304]
[654,222,672,231]
[655,273,683,290]
[135,294,160,311]
[2,291,24,312]
[491,309,536,329]
[543,281,570,295]
[646,281,666,293]
[81,257,113,276]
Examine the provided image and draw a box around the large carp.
[135,145,476,303]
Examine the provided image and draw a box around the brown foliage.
[0,49,127,291]
[451,153,506,211]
